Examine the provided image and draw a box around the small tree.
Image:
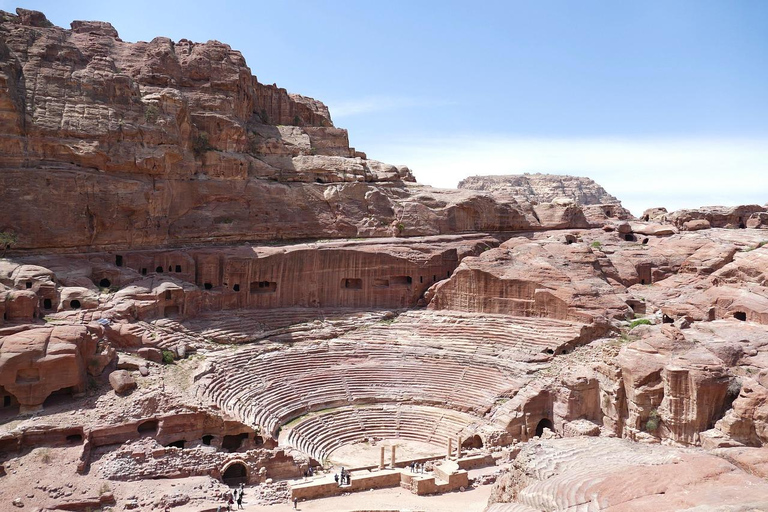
[0,231,18,256]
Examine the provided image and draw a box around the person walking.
[236,491,243,510]
[293,496,298,509]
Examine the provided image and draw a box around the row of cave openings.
[136,420,264,453]
[112,254,453,295]
[343,272,451,291]
[662,311,749,324]
[115,254,184,277]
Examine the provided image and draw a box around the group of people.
[334,467,351,486]
[410,461,427,474]
[217,483,245,511]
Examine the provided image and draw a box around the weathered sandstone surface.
[1,7,768,512]
[0,10,612,254]
[458,173,621,206]
[668,204,768,230]
[487,438,768,511]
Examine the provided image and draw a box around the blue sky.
[3,0,767,214]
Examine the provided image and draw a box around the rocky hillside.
[459,173,622,206]
[0,9,628,254]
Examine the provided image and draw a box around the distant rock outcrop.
[458,173,622,206]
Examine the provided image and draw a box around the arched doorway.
[221,461,248,486]
[462,435,483,449]
[535,418,554,437]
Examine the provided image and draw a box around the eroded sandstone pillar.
[390,445,396,468]
[447,438,453,460]
[456,436,462,459]
[379,446,385,470]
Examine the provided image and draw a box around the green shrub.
[396,222,405,233]
[629,318,652,329]
[0,231,18,256]
[192,132,213,156]
[161,350,175,365]
[590,241,602,249]
[144,104,159,123]
[293,115,302,126]
[645,409,660,432]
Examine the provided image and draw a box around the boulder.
[138,347,163,363]
[109,370,136,394]
[683,219,711,231]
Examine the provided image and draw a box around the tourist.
[293,497,298,509]
[236,491,243,509]
[334,473,339,485]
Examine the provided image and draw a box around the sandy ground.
[240,484,493,512]
[0,442,498,512]
[328,439,445,467]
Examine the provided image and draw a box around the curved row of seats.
[342,310,584,360]
[283,404,478,462]
[200,310,585,442]
[184,308,390,344]
[203,340,519,436]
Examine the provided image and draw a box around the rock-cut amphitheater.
[1,8,768,512]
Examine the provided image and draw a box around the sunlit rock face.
[2,7,768,512]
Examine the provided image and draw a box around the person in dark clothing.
[293,497,298,509]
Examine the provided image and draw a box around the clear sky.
[3,0,767,215]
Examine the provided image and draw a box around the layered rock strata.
[0,9,610,254]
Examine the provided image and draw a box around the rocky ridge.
[459,173,622,206]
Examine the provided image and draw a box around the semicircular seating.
[200,310,585,442]
[282,404,479,462]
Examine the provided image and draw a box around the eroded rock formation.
[458,173,622,206]
[0,7,767,512]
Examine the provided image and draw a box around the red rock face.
[669,204,768,229]
[428,237,631,325]
[0,10,606,253]
[3,8,768,512]
[0,324,110,412]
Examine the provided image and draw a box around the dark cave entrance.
[222,462,248,486]
[535,418,554,437]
